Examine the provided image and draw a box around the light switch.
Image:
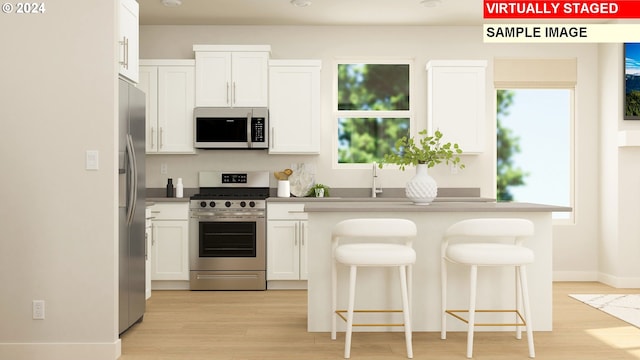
[86,150,99,170]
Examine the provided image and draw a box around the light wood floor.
[120,282,640,359]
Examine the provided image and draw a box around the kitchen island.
[303,200,570,333]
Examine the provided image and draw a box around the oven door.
[189,211,266,290]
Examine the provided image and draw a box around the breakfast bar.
[303,200,571,333]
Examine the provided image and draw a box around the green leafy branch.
[379,130,464,171]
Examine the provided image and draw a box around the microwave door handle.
[246,112,252,148]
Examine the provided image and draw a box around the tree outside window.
[337,63,411,164]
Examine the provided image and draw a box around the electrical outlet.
[160,163,168,175]
[450,163,459,175]
[33,300,45,320]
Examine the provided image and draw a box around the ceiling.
[138,0,484,26]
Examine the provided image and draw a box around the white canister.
[277,180,291,197]
[176,178,184,198]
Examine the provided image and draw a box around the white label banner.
[483,24,640,43]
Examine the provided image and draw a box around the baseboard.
[267,280,308,290]
[151,280,190,290]
[553,270,599,282]
[598,272,640,288]
[0,340,121,360]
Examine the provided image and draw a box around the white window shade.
[494,58,577,88]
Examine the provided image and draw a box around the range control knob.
[200,201,207,208]
[240,201,247,208]
[225,201,232,208]
[249,201,256,208]
[209,201,216,208]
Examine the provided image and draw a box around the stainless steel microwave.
[194,107,269,149]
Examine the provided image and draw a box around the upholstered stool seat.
[331,218,417,359]
[335,243,417,266]
[446,243,534,266]
[441,218,536,359]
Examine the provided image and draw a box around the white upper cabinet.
[139,60,195,154]
[427,60,487,154]
[268,60,321,154]
[118,0,139,83]
[194,45,270,107]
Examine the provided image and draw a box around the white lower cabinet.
[149,203,189,287]
[145,207,152,299]
[267,203,308,288]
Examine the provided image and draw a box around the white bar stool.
[441,218,535,358]
[331,218,417,359]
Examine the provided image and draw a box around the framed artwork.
[625,43,640,120]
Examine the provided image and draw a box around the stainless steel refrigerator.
[118,79,146,334]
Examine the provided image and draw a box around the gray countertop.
[267,196,495,203]
[303,200,571,213]
[146,197,190,204]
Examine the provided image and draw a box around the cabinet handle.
[295,222,299,246]
[232,82,236,105]
[301,222,305,246]
[119,36,129,69]
[150,127,155,148]
[226,82,229,105]
[159,127,163,149]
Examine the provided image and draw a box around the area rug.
[569,294,640,328]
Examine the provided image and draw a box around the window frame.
[332,58,416,169]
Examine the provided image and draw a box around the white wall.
[599,43,640,288]
[140,25,602,281]
[0,1,120,359]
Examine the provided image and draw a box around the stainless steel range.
[189,171,269,290]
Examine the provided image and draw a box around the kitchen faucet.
[371,162,383,198]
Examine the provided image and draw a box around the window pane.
[337,64,409,111]
[338,117,410,163]
[497,89,571,219]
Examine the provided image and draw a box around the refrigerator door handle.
[118,168,126,208]
[126,134,137,226]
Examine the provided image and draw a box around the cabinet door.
[427,61,487,154]
[232,52,269,107]
[151,220,189,280]
[299,221,309,280]
[195,52,231,107]
[269,62,321,154]
[138,66,158,152]
[157,66,195,153]
[145,224,152,299]
[266,220,300,280]
[118,0,139,83]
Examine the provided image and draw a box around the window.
[335,62,412,165]
[497,89,573,220]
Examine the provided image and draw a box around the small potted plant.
[379,129,464,204]
[306,183,330,198]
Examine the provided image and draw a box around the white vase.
[405,163,438,205]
